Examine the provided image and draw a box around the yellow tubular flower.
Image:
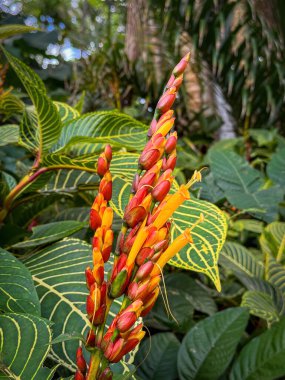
[150,228,193,276]
[152,185,190,230]
[126,218,149,267]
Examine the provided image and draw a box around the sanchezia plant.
[75,53,205,380]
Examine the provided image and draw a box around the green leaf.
[110,177,227,291]
[267,148,285,187]
[0,24,40,39]
[135,333,180,380]
[267,258,285,298]
[0,91,25,120]
[22,238,122,371]
[241,290,280,324]
[51,332,85,345]
[40,169,99,194]
[12,221,86,248]
[220,242,264,278]
[209,149,283,222]
[0,313,55,379]
[260,221,285,261]
[178,308,249,380]
[8,193,62,227]
[2,48,62,155]
[74,90,85,113]
[170,194,227,291]
[55,111,148,154]
[230,317,285,380]
[0,124,19,146]
[0,248,40,315]
[0,171,17,200]
[150,275,194,332]
[54,101,80,123]
[162,273,217,316]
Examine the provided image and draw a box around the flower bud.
[109,269,128,298]
[136,247,155,266]
[116,311,137,333]
[132,173,140,193]
[155,117,175,137]
[86,329,96,346]
[139,149,161,170]
[101,207,113,228]
[165,132,177,154]
[162,151,177,171]
[90,209,101,231]
[135,261,154,280]
[173,52,190,76]
[97,155,109,177]
[152,180,171,202]
[99,172,112,201]
[85,267,95,289]
[156,87,176,114]
[104,144,112,162]
[105,338,124,362]
[76,347,87,374]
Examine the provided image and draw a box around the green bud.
[109,269,128,298]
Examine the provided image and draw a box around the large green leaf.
[178,308,249,380]
[2,48,62,155]
[241,290,280,324]
[12,221,86,248]
[220,242,264,278]
[0,313,55,379]
[208,149,283,222]
[0,24,39,39]
[230,317,285,380]
[54,111,148,154]
[135,333,180,380]
[0,124,19,146]
[22,238,122,371]
[0,248,40,315]
[110,177,227,291]
[267,148,285,188]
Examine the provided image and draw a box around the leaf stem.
[0,167,49,222]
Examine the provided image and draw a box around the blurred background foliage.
[1,0,285,137]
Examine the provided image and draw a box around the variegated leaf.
[260,221,285,262]
[54,101,80,123]
[22,238,122,371]
[0,91,24,120]
[241,290,280,324]
[54,111,148,154]
[0,248,40,315]
[2,48,62,155]
[0,313,56,379]
[0,124,19,146]
[220,242,264,278]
